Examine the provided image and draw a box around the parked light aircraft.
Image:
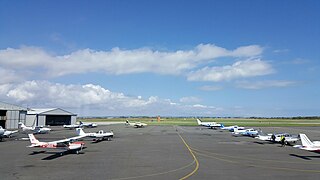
[256,133,299,145]
[233,127,259,137]
[0,126,18,141]
[63,123,81,129]
[220,124,245,132]
[63,121,97,129]
[293,134,320,153]
[18,122,51,134]
[77,128,113,141]
[79,121,97,128]
[27,128,86,155]
[196,118,222,129]
[125,120,147,128]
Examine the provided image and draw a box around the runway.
[1,125,320,180]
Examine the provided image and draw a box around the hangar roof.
[0,101,27,111]
[27,108,76,116]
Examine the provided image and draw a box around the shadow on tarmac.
[290,153,320,160]
[28,148,87,160]
[253,141,272,145]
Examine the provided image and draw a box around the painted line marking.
[177,129,199,180]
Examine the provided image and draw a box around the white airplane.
[79,121,97,128]
[256,133,300,145]
[18,122,51,134]
[220,124,245,132]
[0,126,18,141]
[63,123,81,129]
[293,134,320,153]
[27,128,86,155]
[77,128,113,142]
[63,121,97,129]
[196,118,222,129]
[125,120,147,128]
[232,127,259,137]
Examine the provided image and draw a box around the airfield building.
[0,101,27,129]
[26,108,77,126]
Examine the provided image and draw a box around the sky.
[0,0,319,117]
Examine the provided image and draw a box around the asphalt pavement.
[1,125,320,180]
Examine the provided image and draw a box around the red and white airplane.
[27,129,86,155]
[294,134,320,153]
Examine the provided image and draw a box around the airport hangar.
[26,108,77,127]
[0,101,77,129]
[0,101,27,129]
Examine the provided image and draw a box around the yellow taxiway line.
[177,131,200,180]
[110,126,199,180]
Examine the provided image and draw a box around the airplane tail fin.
[126,120,129,124]
[80,121,83,125]
[76,128,86,136]
[196,118,202,125]
[300,134,314,147]
[220,124,224,128]
[28,134,40,144]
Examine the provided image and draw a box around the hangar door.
[0,110,6,128]
[46,115,71,126]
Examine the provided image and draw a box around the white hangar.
[0,101,27,129]
[26,108,77,126]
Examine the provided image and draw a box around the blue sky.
[0,0,319,117]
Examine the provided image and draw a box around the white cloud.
[187,59,274,82]
[0,46,54,68]
[0,68,25,84]
[179,96,201,103]
[0,44,263,81]
[199,85,223,91]
[0,80,224,116]
[231,45,263,57]
[273,49,289,53]
[236,80,297,89]
[193,104,207,108]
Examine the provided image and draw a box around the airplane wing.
[51,134,87,144]
[4,130,19,137]
[209,124,221,128]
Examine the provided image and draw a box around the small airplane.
[79,121,97,128]
[18,122,51,134]
[0,126,18,141]
[233,127,259,137]
[63,121,97,129]
[27,128,86,155]
[196,118,222,129]
[256,133,299,145]
[63,123,81,129]
[77,128,113,142]
[220,124,245,132]
[125,120,147,128]
[293,134,320,153]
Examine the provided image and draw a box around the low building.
[0,101,27,129]
[26,108,77,126]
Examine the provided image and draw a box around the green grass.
[79,117,320,127]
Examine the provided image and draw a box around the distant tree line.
[80,116,320,119]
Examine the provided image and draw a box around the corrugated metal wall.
[6,110,27,129]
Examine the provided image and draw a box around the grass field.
[79,117,320,127]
